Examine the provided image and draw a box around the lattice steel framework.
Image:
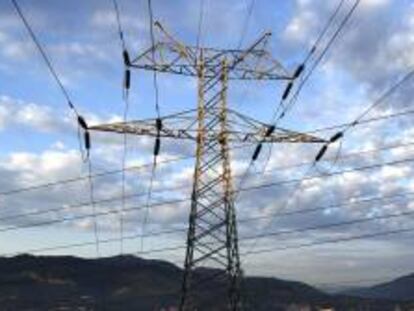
[89,23,325,311]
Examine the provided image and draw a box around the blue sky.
[1,0,414,289]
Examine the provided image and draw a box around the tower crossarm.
[240,129,326,143]
[227,109,327,143]
[129,22,291,81]
[88,108,198,140]
[88,110,326,144]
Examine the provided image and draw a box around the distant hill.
[344,273,414,302]
[0,254,411,310]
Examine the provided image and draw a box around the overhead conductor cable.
[141,0,163,252]
[12,0,100,256]
[112,0,133,254]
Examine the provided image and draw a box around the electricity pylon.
[90,23,325,310]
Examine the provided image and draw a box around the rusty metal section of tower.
[89,23,326,311]
[179,56,242,310]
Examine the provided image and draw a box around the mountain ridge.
[343,273,414,302]
[0,254,412,310]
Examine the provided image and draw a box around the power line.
[305,107,414,135]
[112,0,131,255]
[303,0,346,64]
[251,0,358,205]
[0,104,410,201]
[243,209,414,244]
[2,123,413,200]
[0,154,194,197]
[10,0,93,160]
[236,138,414,218]
[1,139,414,201]
[261,0,347,173]
[6,226,186,256]
[0,191,148,223]
[147,0,161,118]
[86,160,100,257]
[299,65,414,174]
[10,0,412,306]
[279,0,362,120]
[2,143,250,199]
[119,29,129,256]
[85,104,414,138]
[120,127,129,253]
[247,226,414,255]
[11,0,78,115]
[238,189,414,224]
[112,0,127,50]
[251,42,414,260]
[272,0,346,121]
[3,155,414,234]
[5,0,414,264]
[6,210,414,257]
[232,0,355,215]
[240,138,413,263]
[0,198,187,234]
[299,65,414,161]
[242,118,414,260]
[342,68,414,133]
[141,160,157,251]
[141,0,166,252]
[97,0,133,254]
[11,0,106,257]
[238,0,256,48]
[93,50,410,264]
[298,68,414,171]
[235,156,414,213]
[241,162,317,260]
[2,164,413,229]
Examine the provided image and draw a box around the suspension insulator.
[124,69,131,90]
[315,144,328,162]
[154,137,161,156]
[123,49,130,66]
[156,118,163,132]
[218,134,226,145]
[293,64,305,79]
[77,115,88,130]
[252,143,262,161]
[154,21,162,29]
[84,130,91,151]
[329,131,343,143]
[282,82,293,100]
[265,125,276,137]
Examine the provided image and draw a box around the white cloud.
[283,8,316,42]
[50,42,110,62]
[0,95,73,133]
[4,149,81,183]
[0,103,8,129]
[380,165,411,180]
[359,0,390,10]
[91,9,146,32]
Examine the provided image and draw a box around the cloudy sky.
[1,0,414,289]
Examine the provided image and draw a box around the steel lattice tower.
[90,23,325,310]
